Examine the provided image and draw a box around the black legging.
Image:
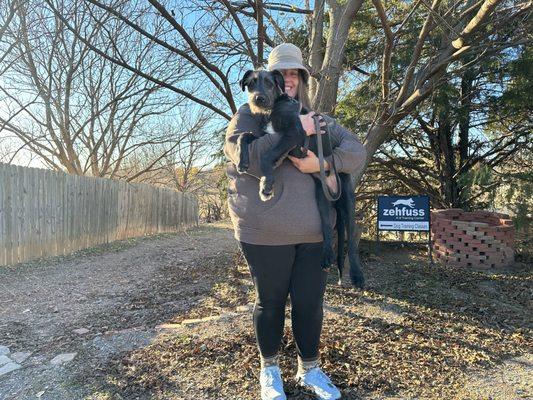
[238,241,328,361]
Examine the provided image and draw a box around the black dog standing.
[237,69,365,288]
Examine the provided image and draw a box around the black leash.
[312,115,341,201]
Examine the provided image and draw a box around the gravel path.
[0,221,238,399]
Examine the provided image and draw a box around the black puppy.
[237,69,365,288]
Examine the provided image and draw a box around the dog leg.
[258,140,296,201]
[335,201,346,285]
[340,173,365,288]
[236,132,255,173]
[314,179,336,270]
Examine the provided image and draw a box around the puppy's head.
[240,70,285,115]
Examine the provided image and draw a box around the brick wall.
[431,209,515,268]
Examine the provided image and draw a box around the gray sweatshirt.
[224,103,367,245]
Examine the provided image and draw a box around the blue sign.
[377,195,430,231]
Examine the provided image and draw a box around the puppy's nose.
[254,95,266,105]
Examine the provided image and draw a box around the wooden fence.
[0,163,199,266]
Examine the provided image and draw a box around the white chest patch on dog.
[265,121,276,135]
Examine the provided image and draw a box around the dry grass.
[80,242,532,399]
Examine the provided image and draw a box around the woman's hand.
[288,149,330,174]
[299,112,326,136]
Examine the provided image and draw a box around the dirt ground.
[0,220,531,400]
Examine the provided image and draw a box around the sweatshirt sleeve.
[316,116,367,177]
[224,108,288,180]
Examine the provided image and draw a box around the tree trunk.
[308,0,325,101]
[437,111,458,207]
[311,0,364,114]
[457,62,475,205]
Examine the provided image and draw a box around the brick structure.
[431,209,515,268]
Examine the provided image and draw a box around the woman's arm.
[224,106,289,180]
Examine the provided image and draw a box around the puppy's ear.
[239,70,254,92]
[272,70,285,93]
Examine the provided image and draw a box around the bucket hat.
[267,43,310,83]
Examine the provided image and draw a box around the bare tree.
[163,114,220,193]
[0,0,19,77]
[43,0,310,122]
[45,0,244,120]
[0,0,192,180]
[0,0,23,145]
[119,109,217,189]
[0,141,15,163]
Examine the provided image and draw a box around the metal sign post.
[375,217,380,256]
[376,195,432,263]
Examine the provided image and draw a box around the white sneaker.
[260,365,287,400]
[295,366,341,399]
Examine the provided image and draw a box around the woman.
[223,43,367,400]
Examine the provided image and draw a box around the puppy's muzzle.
[254,95,268,107]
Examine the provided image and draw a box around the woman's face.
[279,69,299,98]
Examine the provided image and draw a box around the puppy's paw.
[237,161,249,173]
[259,177,274,201]
[259,189,274,201]
[350,273,365,289]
